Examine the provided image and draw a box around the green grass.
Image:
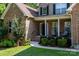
[0,46,79,56]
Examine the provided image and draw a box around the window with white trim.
[55,3,67,15]
[52,22,58,36]
[42,7,48,15]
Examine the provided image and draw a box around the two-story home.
[1,3,79,48]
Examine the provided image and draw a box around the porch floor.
[30,41,79,52]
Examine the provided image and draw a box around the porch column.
[45,19,47,36]
[58,18,60,37]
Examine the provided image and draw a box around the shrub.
[66,38,71,47]
[0,39,16,47]
[57,37,67,47]
[39,36,71,48]
[39,38,48,46]
[48,39,56,46]
[23,38,31,45]
[39,35,47,44]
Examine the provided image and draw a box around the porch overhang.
[34,14,71,21]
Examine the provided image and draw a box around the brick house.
[1,3,79,48]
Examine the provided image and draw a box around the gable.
[1,3,38,19]
[1,4,26,19]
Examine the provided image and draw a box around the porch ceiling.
[34,14,71,21]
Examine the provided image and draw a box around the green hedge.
[0,39,16,47]
[48,39,56,46]
[57,37,67,47]
[39,36,69,47]
[39,38,49,46]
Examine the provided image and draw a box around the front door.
[40,22,48,36]
[40,23,45,36]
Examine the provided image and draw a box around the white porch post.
[45,19,47,36]
[58,18,60,37]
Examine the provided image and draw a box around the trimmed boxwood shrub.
[48,39,56,46]
[39,38,48,46]
[57,37,67,47]
[39,35,47,44]
[39,35,71,48]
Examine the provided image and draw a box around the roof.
[1,3,38,19]
[67,3,77,12]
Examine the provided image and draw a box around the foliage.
[39,38,49,46]
[57,37,67,47]
[39,36,71,47]
[0,19,8,38]
[12,17,24,39]
[0,4,7,16]
[24,38,31,45]
[12,16,30,46]
[48,39,56,46]
[0,39,16,47]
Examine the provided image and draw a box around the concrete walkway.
[30,41,79,52]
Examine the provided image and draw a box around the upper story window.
[56,3,67,15]
[40,6,49,16]
[42,7,47,15]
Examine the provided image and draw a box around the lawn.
[0,46,79,56]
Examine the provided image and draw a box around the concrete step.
[32,36,40,42]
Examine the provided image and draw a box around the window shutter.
[47,6,49,15]
[67,3,70,8]
[40,7,42,15]
[53,4,55,15]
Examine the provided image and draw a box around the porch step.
[32,36,40,42]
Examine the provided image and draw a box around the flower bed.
[39,36,71,48]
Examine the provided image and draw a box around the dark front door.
[41,23,45,36]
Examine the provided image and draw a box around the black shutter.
[53,4,55,15]
[67,3,70,8]
[40,7,42,15]
[47,6,49,15]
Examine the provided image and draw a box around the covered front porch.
[38,19,71,37]
[33,15,71,41]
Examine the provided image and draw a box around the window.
[55,3,67,15]
[64,21,71,36]
[40,6,49,16]
[42,7,47,15]
[52,22,58,36]
[64,22,71,31]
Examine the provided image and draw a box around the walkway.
[30,41,79,52]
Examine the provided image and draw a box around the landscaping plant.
[0,39,16,47]
[48,38,56,47]
[39,37,49,46]
[57,37,67,47]
[0,19,8,39]
[12,16,26,46]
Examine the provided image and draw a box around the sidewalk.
[30,41,79,52]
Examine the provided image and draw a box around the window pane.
[55,3,67,15]
[42,7,47,15]
[56,3,67,9]
[64,21,71,36]
[52,22,58,36]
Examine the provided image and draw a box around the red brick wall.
[71,3,79,45]
[4,4,26,39]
